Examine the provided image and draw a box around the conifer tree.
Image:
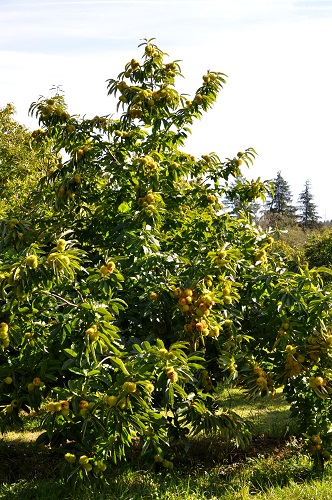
[297,179,320,230]
[261,171,296,228]
[266,171,296,217]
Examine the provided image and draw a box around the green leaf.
[111,357,130,375]
[68,367,85,376]
[87,369,100,376]
[63,348,77,358]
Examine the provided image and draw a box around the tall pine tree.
[297,179,320,230]
[266,171,296,216]
[262,171,296,228]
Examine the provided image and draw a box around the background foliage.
[0,103,56,218]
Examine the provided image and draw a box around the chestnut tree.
[1,40,332,483]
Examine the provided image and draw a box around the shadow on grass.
[0,438,326,500]
[0,440,61,484]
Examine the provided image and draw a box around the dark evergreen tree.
[261,171,296,229]
[297,179,320,230]
[266,171,296,216]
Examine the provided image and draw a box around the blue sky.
[1,0,332,218]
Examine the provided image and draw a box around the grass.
[218,387,296,437]
[0,390,330,499]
